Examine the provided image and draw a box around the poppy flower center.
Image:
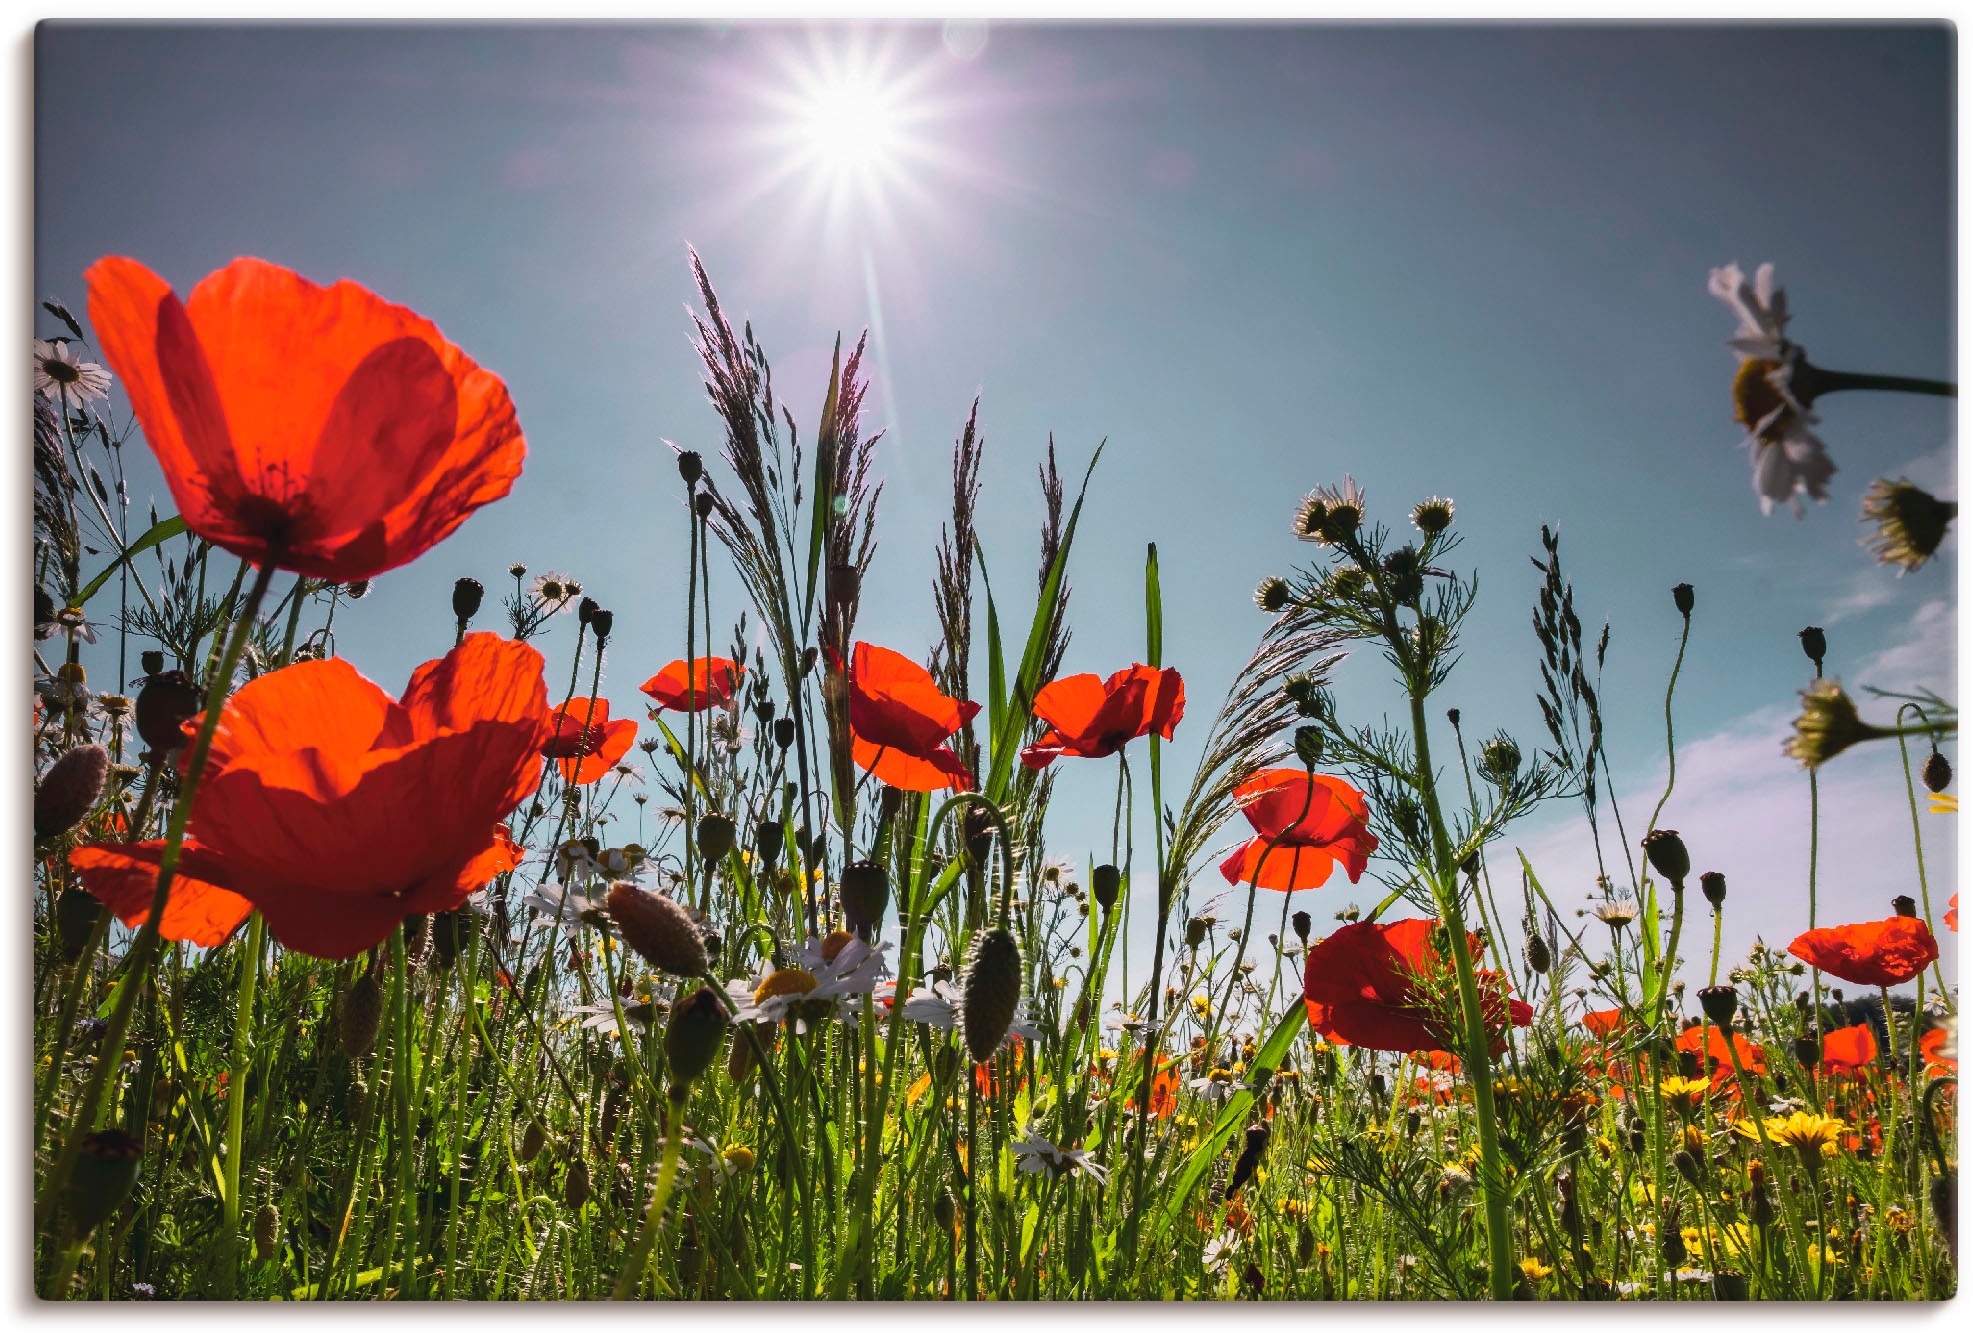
[755,968,820,1004]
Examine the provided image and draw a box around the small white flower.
[1708,262,1791,362]
[34,339,112,404]
[726,933,892,1034]
[47,607,97,644]
[528,572,583,612]
[1011,1127,1109,1185]
[1201,1230,1242,1273]
[522,879,607,935]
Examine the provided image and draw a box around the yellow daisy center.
[1731,358,1788,437]
[754,968,819,1004]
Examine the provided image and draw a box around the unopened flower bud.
[1672,583,1694,616]
[1291,910,1311,943]
[35,743,108,839]
[1793,1034,1820,1070]
[607,884,709,977]
[519,1118,546,1163]
[960,927,1022,1065]
[840,860,890,936]
[665,984,730,1088]
[577,596,598,627]
[1641,828,1690,885]
[589,608,614,642]
[564,1153,591,1208]
[694,491,715,521]
[253,1202,280,1261]
[1092,864,1120,911]
[56,887,103,960]
[678,450,703,485]
[1186,917,1209,949]
[828,562,861,607]
[139,649,165,676]
[339,970,384,1057]
[1294,725,1323,768]
[1698,985,1738,1028]
[696,813,736,863]
[1923,750,1952,793]
[773,717,796,749]
[63,1128,142,1239]
[136,670,201,754]
[753,818,785,867]
[452,577,484,622]
[1798,625,1827,673]
[1700,870,1726,908]
[1524,933,1552,975]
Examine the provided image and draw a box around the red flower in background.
[1948,894,1958,933]
[541,697,636,785]
[1582,1008,1628,1040]
[1673,1022,1766,1092]
[1787,916,1939,989]
[1921,1026,1957,1075]
[1019,664,1185,770]
[1820,1022,1879,1075]
[86,257,524,582]
[842,643,979,792]
[1218,769,1377,891]
[1301,917,1532,1056]
[640,657,743,713]
[72,633,545,958]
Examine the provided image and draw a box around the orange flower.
[842,643,979,792]
[1820,1022,1879,1076]
[1788,916,1939,989]
[1947,894,1958,933]
[1674,1022,1767,1092]
[541,697,637,785]
[1302,918,1532,1055]
[1019,664,1185,769]
[85,257,524,581]
[73,634,544,958]
[1582,1008,1627,1040]
[1217,769,1377,891]
[1150,1056,1182,1118]
[1920,1026,1957,1075]
[639,657,743,713]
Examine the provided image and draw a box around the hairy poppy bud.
[607,884,709,977]
[63,1128,142,1239]
[1523,932,1551,975]
[753,818,785,868]
[139,649,165,676]
[1672,583,1694,616]
[1923,749,1952,793]
[1641,828,1690,885]
[35,744,108,840]
[1291,910,1311,944]
[56,887,103,960]
[589,608,614,642]
[773,717,796,750]
[1798,625,1827,673]
[254,1202,280,1261]
[452,577,484,622]
[840,860,890,936]
[577,596,598,627]
[677,450,703,485]
[696,813,736,863]
[1713,1270,1750,1301]
[136,669,200,754]
[1892,894,1918,919]
[1092,864,1120,912]
[961,805,995,866]
[564,1153,591,1209]
[1294,725,1323,768]
[960,927,1022,1065]
[1792,1034,1820,1070]
[519,1118,546,1163]
[1699,870,1726,909]
[695,491,715,521]
[665,985,730,1089]
[1699,985,1738,1028]
[339,970,384,1057]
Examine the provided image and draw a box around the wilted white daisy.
[1011,1127,1109,1184]
[34,339,112,404]
[1708,263,1836,516]
[528,572,583,613]
[47,606,97,644]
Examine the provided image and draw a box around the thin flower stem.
[217,911,266,1296]
[611,1093,688,1299]
[1808,366,1957,399]
[1894,709,1951,1002]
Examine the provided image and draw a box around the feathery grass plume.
[931,398,985,775]
[1860,477,1956,572]
[34,743,107,839]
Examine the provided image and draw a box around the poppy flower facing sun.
[1218,769,1377,891]
[541,697,638,785]
[1787,916,1939,989]
[1019,664,1185,770]
[640,657,744,713]
[85,256,526,582]
[1819,1022,1879,1076]
[1301,917,1532,1056]
[72,633,546,958]
[843,642,980,792]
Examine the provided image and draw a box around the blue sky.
[37,22,1955,987]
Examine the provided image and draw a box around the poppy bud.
[1792,1035,1820,1070]
[1916,748,1953,796]
[774,717,796,749]
[961,805,995,866]
[1627,1122,1645,1155]
[1446,707,1461,727]
[1713,1270,1749,1301]
[452,577,484,623]
[677,450,703,485]
[519,1118,546,1163]
[35,744,108,840]
[694,491,715,521]
[577,596,598,627]
[696,812,736,863]
[1186,916,1209,949]
[1641,828,1690,885]
[933,1188,957,1236]
[1695,870,1725,910]
[56,887,103,960]
[1798,625,1827,673]
[62,1128,142,1239]
[1892,894,1918,919]
[959,927,1022,1065]
[345,1077,368,1122]
[140,649,165,676]
[1369,1072,1387,1099]
[1523,933,1551,975]
[589,609,614,642]
[1749,1184,1776,1229]
[1698,985,1738,1028]
[665,984,730,1089]
[1672,1149,1702,1186]
[1291,910,1311,943]
[136,669,200,754]
[1294,725,1323,768]
[1092,864,1120,912]
[607,884,709,977]
[1672,583,1694,616]
[564,1153,591,1209]
[840,860,890,936]
[254,1202,280,1261]
[339,970,384,1057]
[753,818,785,867]
[1459,850,1481,880]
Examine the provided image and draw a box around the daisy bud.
[519,1117,546,1163]
[1672,583,1694,617]
[1092,863,1120,912]
[959,927,1022,1065]
[1254,576,1291,613]
[135,669,200,754]
[253,1202,280,1261]
[452,577,483,622]
[1698,985,1738,1028]
[1861,477,1956,573]
[665,984,730,1089]
[1382,545,1423,604]
[1923,750,1952,794]
[1700,871,1726,908]
[589,609,614,642]
[35,743,108,840]
[1892,895,1918,919]
[62,1128,142,1239]
[339,970,384,1057]
[508,563,527,580]
[607,883,709,977]
[696,812,736,863]
[139,649,165,676]
[564,1153,591,1209]
[1798,625,1827,674]
[56,887,103,960]
[694,491,715,521]
[677,450,703,485]
[1410,496,1454,537]
[773,717,796,749]
[1641,829,1690,886]
[840,860,890,937]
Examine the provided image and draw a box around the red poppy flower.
[1948,894,1958,933]
[1301,917,1532,1056]
[842,643,979,792]
[1787,916,1939,989]
[1218,769,1378,891]
[67,841,252,948]
[72,633,545,958]
[1820,1022,1879,1075]
[85,257,524,582]
[1673,1022,1766,1092]
[1921,1026,1956,1075]
[1582,1008,1627,1040]
[541,697,637,785]
[639,657,743,713]
[1019,664,1185,770]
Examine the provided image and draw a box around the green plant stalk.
[1639,607,1691,996]
[217,912,266,1296]
[392,924,418,1299]
[34,557,273,1237]
[1894,714,1951,1002]
[612,1093,688,1299]
[34,908,113,1159]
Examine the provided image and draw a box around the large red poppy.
[1302,917,1532,1055]
[1218,769,1378,891]
[1673,1022,1767,1092]
[843,643,980,792]
[541,697,637,785]
[640,657,743,712]
[85,257,524,582]
[1787,916,1939,989]
[1019,664,1185,770]
[1820,1022,1879,1075]
[72,633,544,958]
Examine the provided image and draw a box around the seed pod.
[1091,864,1120,912]
[753,818,785,868]
[339,970,384,1058]
[253,1202,280,1261]
[666,985,731,1089]
[696,812,736,862]
[773,717,796,749]
[1523,932,1551,975]
[135,670,201,754]
[1290,910,1311,944]
[62,1128,142,1239]
[563,1153,591,1209]
[677,450,703,485]
[35,744,109,840]
[840,860,890,936]
[1798,625,1827,672]
[606,883,708,977]
[589,609,614,642]
[1792,1035,1820,1070]
[520,1118,546,1163]
[1892,894,1918,919]
[1641,829,1690,885]
[452,577,484,623]
[1923,750,1952,794]
[933,1188,957,1236]
[1672,583,1694,616]
[56,887,104,960]
[694,491,715,521]
[959,927,1022,1065]
[1700,870,1726,908]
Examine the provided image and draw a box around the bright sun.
[800,74,903,178]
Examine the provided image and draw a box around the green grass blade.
[67,514,185,608]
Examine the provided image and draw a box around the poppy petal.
[852,736,975,793]
[70,841,254,948]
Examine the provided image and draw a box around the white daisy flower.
[34,339,111,404]
[1708,263,1836,516]
[1187,1067,1242,1102]
[522,879,608,934]
[570,997,666,1037]
[1011,1127,1109,1185]
[47,606,97,644]
[1708,262,1791,362]
[1201,1230,1241,1273]
[528,572,583,613]
[902,978,1045,1043]
[725,932,892,1035]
